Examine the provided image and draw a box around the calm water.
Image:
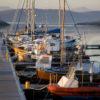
[65,25,100,73]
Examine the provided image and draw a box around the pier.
[0,37,26,100]
[86,45,100,49]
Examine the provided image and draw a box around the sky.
[0,0,100,11]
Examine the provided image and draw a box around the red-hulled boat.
[48,67,100,97]
[48,84,100,96]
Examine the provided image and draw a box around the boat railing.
[79,82,100,87]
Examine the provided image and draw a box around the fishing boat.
[36,53,90,82]
[47,0,100,98]
[48,85,100,96]
[36,54,58,82]
[36,0,80,82]
[36,37,78,81]
[36,54,67,82]
[47,66,100,97]
[8,0,63,62]
[7,0,37,61]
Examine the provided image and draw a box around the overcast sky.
[0,0,100,11]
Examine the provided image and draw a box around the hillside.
[0,9,100,25]
[0,20,10,28]
[77,21,100,26]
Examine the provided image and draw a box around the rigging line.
[9,0,21,34]
[31,85,48,91]
[31,0,35,33]
[15,0,25,34]
[43,91,49,100]
[59,0,61,28]
[65,0,81,38]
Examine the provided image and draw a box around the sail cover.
[47,28,61,34]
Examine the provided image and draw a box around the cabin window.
[39,57,49,64]
[18,47,24,50]
[50,43,55,46]
[27,47,32,51]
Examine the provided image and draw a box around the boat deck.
[0,37,25,100]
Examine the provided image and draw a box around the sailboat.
[8,0,65,62]
[36,53,66,82]
[36,0,80,82]
[7,0,36,61]
[47,66,100,97]
[47,0,100,98]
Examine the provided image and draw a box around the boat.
[7,0,37,62]
[48,84,100,96]
[36,0,80,82]
[8,0,64,62]
[47,67,100,97]
[36,54,60,82]
[47,0,100,98]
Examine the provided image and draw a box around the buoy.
[6,51,9,61]
[24,81,31,89]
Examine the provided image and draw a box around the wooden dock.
[0,38,26,100]
[86,45,100,49]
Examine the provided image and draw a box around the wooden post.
[49,73,52,84]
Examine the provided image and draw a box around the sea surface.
[65,25,100,73]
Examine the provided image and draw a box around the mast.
[31,0,35,40]
[9,0,22,34]
[26,0,35,40]
[60,0,66,66]
[26,0,29,34]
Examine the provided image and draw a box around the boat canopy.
[65,39,76,48]
[47,28,61,34]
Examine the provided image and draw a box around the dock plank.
[0,38,25,100]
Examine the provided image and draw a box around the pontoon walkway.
[0,38,26,100]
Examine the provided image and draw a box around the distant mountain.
[0,6,11,11]
[73,7,92,12]
[0,20,10,28]
[0,9,100,25]
[77,21,100,26]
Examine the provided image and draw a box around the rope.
[43,91,49,100]
[9,0,21,34]
[15,0,25,34]
[65,0,81,39]
[31,85,48,91]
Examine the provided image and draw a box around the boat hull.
[48,84,100,96]
[13,47,28,61]
[37,69,62,82]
